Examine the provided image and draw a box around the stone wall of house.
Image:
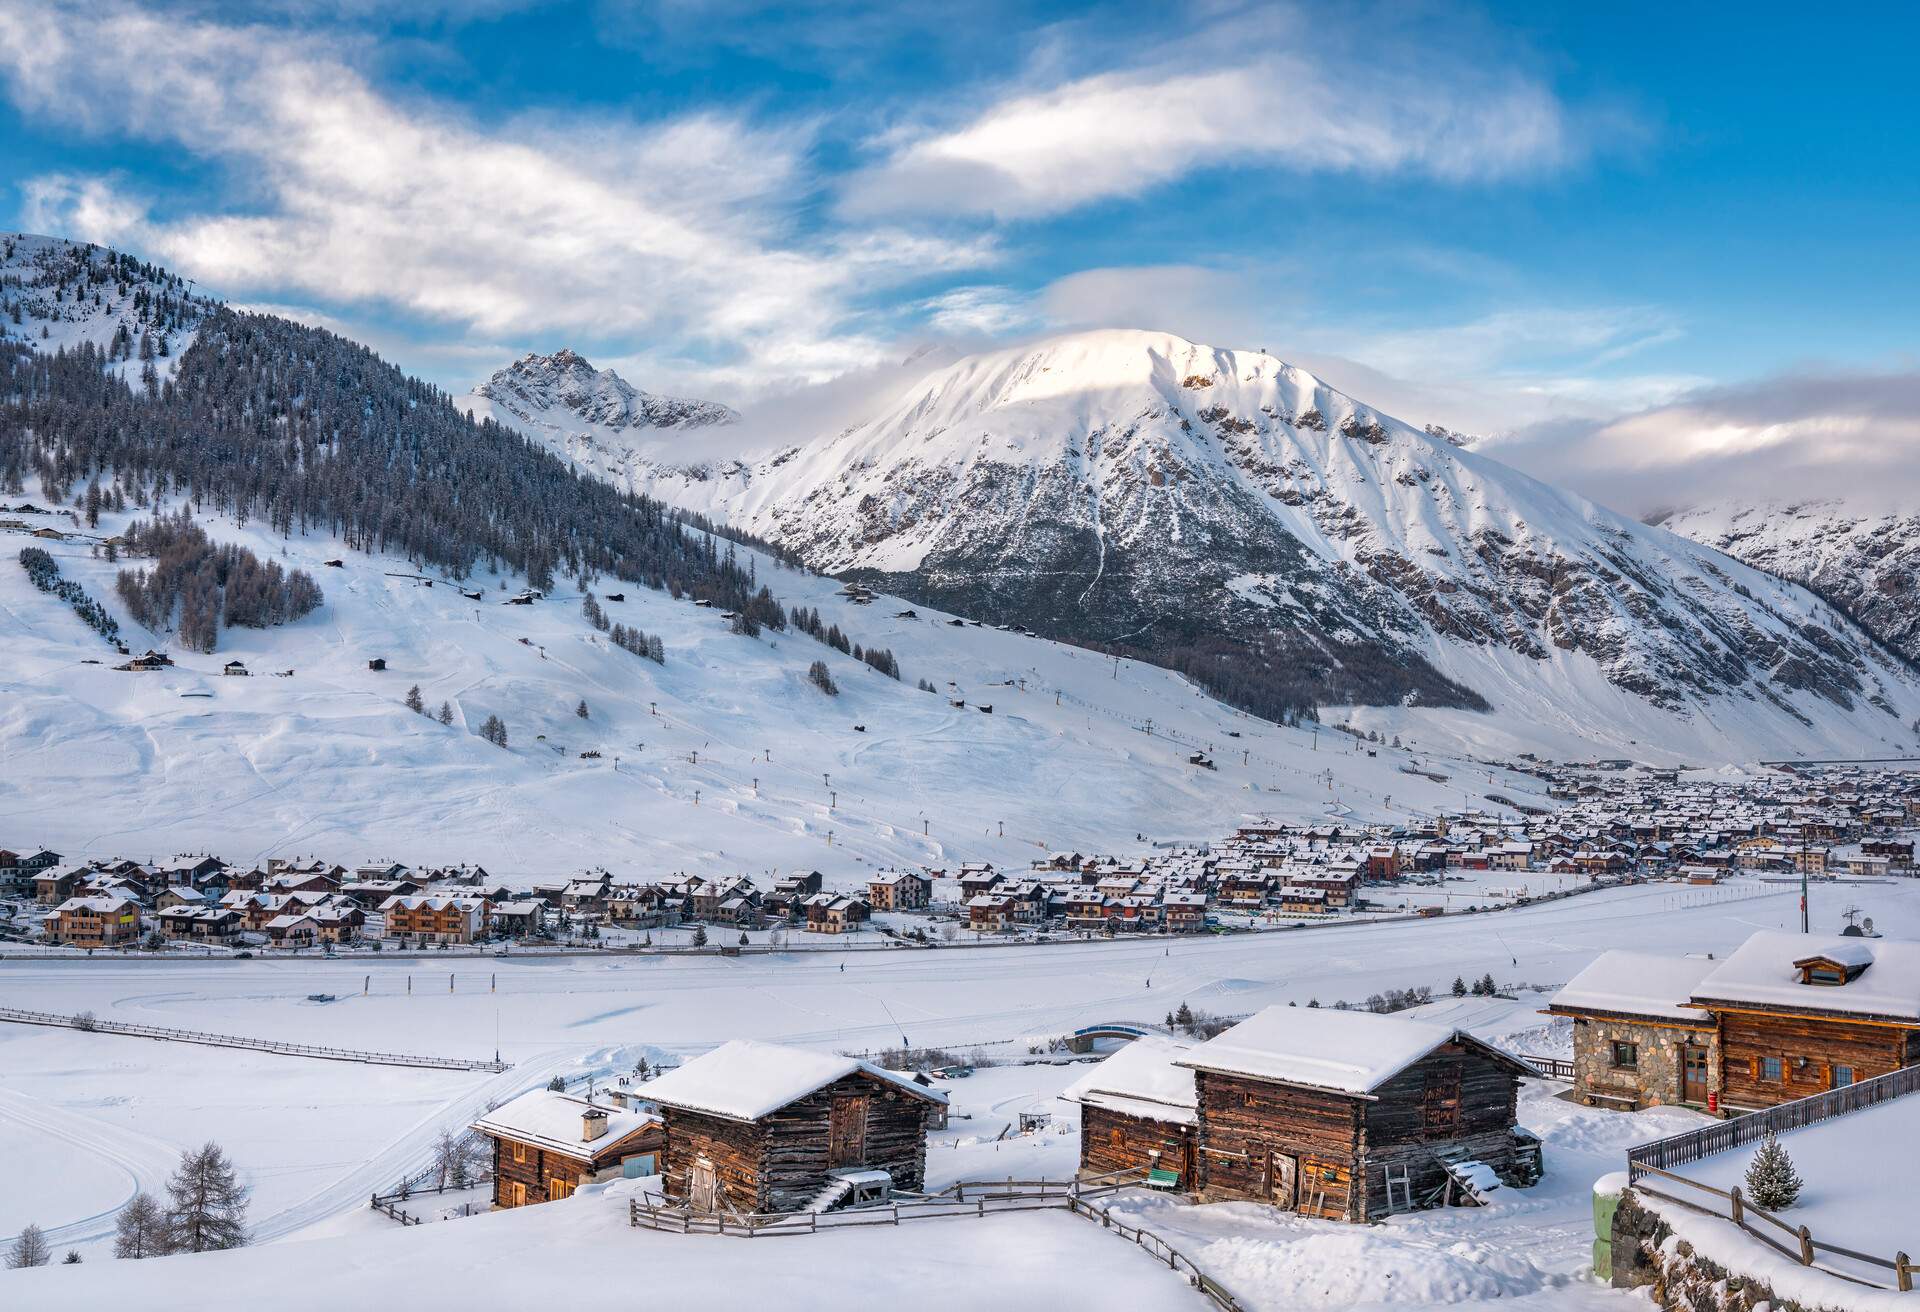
[1573,1017,1719,1109]
[1611,1189,1828,1312]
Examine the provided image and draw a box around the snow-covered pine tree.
[576,699,589,719]
[1743,1130,1804,1209]
[405,684,425,715]
[163,1143,250,1253]
[1452,976,1467,997]
[5,1223,49,1268]
[808,660,838,694]
[438,700,454,726]
[692,925,708,947]
[114,1191,167,1258]
[62,1250,81,1264]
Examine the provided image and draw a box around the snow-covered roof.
[472,1089,660,1161]
[1061,1036,1197,1126]
[1690,931,1920,1021]
[1548,951,1720,1023]
[636,1039,945,1122]
[1175,1006,1534,1096]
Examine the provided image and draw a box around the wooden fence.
[1628,1063,1920,1177]
[1517,1054,1574,1080]
[370,1176,494,1226]
[0,1005,509,1072]
[628,1173,1246,1311]
[1633,1164,1913,1292]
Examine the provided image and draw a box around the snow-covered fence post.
[1896,1252,1911,1292]
[1797,1224,1815,1265]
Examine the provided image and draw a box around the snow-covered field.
[1,488,1554,883]
[5,874,1917,1307]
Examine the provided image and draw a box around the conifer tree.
[575,699,589,719]
[5,1223,49,1268]
[114,1191,167,1259]
[438,700,453,726]
[1451,976,1467,997]
[1744,1131,1804,1209]
[405,684,425,715]
[162,1142,250,1252]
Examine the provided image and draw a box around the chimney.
[582,1106,609,1143]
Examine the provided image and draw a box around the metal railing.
[1628,1064,1920,1177]
[1633,1164,1913,1292]
[0,1005,508,1071]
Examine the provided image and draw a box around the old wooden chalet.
[1176,1008,1540,1222]
[639,1039,946,1214]
[473,1089,663,1208]
[1062,1036,1198,1187]
[44,895,142,948]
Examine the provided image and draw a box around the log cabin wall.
[755,1073,931,1211]
[1078,1105,1196,1182]
[1711,1008,1918,1110]
[1359,1044,1523,1219]
[663,1073,932,1214]
[1191,1070,1364,1219]
[489,1136,590,1208]
[661,1108,770,1212]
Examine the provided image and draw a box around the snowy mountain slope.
[1,485,1550,880]
[1656,499,1920,668]
[607,329,1920,747]
[458,349,742,494]
[0,233,212,375]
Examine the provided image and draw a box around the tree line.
[17,546,120,645]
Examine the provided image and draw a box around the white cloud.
[0,1,985,389]
[919,285,1033,337]
[1488,370,1920,516]
[842,46,1574,220]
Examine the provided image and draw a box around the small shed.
[367,658,386,671]
[472,1089,664,1209]
[1061,1035,1197,1186]
[639,1039,946,1214]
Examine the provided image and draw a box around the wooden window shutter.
[1748,1056,1760,1080]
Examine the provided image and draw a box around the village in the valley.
[5,760,1920,1309]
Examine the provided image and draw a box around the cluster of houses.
[6,764,1913,951]
[0,851,513,950]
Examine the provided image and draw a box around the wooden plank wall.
[1715,1011,1913,1109]
[1079,1105,1195,1181]
[1191,1070,1363,1217]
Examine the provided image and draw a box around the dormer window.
[1805,966,1845,986]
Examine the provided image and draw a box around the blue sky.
[3,0,1917,464]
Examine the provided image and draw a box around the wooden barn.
[638,1039,947,1215]
[1178,1007,1540,1222]
[1061,1036,1198,1187]
[472,1089,663,1209]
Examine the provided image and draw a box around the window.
[1762,1057,1783,1082]
[1806,966,1844,985]
[1243,1092,1257,1108]
[513,1142,528,1163]
[1833,1065,1855,1088]
[1610,1041,1639,1070]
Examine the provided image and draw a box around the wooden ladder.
[1384,1162,1413,1214]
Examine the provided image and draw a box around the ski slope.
[0,487,1551,880]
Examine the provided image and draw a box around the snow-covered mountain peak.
[469,348,739,436]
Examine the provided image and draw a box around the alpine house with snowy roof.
[471,1088,663,1209]
[637,1039,947,1214]
[1175,1007,1541,1221]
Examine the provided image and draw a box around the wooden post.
[1797,1225,1815,1265]
[1728,1185,1743,1227]
[1896,1252,1912,1293]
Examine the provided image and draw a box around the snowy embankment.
[2,1189,1209,1312]
[0,486,1550,881]
[1633,1089,1920,1305]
